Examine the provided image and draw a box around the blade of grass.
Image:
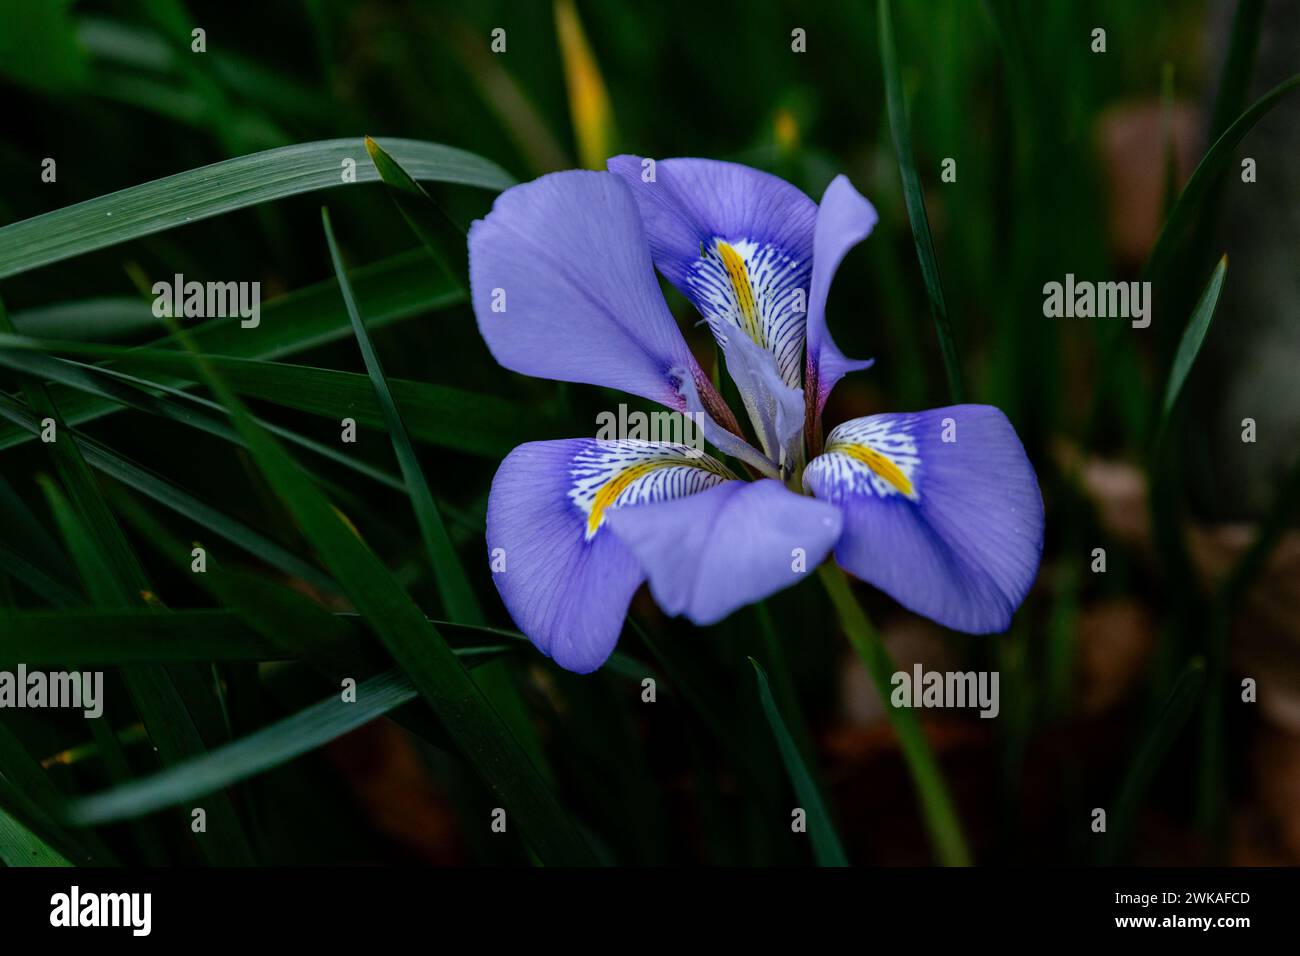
[1197,451,1300,851]
[0,802,73,866]
[750,658,848,866]
[323,207,480,622]
[0,721,112,864]
[322,207,557,787]
[1100,657,1205,864]
[0,138,513,279]
[0,607,516,666]
[818,562,971,865]
[9,296,162,340]
[0,250,465,451]
[1157,255,1228,430]
[0,333,553,458]
[0,339,406,491]
[1,298,256,865]
[1148,258,1228,599]
[1207,0,1265,142]
[0,392,336,593]
[30,474,257,866]
[32,477,171,863]
[1144,74,1300,283]
[62,650,524,826]
[364,136,468,287]
[878,0,964,402]
[165,319,596,864]
[0,608,278,663]
[0,543,84,606]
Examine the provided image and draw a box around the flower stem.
[817,562,973,866]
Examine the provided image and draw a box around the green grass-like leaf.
[750,658,848,867]
[2,299,256,864]
[878,0,964,403]
[322,207,480,623]
[163,318,596,864]
[818,562,971,865]
[1101,657,1205,864]
[1144,73,1300,283]
[0,391,337,593]
[320,205,558,786]
[1159,254,1227,423]
[0,803,73,867]
[0,138,513,279]
[0,250,464,451]
[364,135,469,287]
[0,332,552,460]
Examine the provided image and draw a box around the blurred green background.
[0,0,1297,866]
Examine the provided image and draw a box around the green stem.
[817,563,972,865]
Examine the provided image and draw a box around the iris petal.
[487,438,733,672]
[720,332,805,472]
[804,175,878,440]
[606,478,842,626]
[607,155,816,389]
[803,406,1043,633]
[469,170,720,413]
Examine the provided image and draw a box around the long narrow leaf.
[0,392,336,593]
[1,302,255,864]
[878,0,964,402]
[0,803,73,867]
[750,659,848,866]
[364,136,468,285]
[63,670,419,825]
[324,204,558,788]
[166,321,596,864]
[0,138,513,279]
[1160,255,1227,423]
[323,207,481,624]
[0,333,551,458]
[1144,73,1300,282]
[1102,657,1205,864]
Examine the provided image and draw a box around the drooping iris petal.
[803,406,1043,634]
[804,175,878,432]
[720,332,805,472]
[606,478,842,626]
[487,438,734,673]
[469,169,716,413]
[607,155,816,390]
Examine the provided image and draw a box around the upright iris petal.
[469,170,729,420]
[607,155,817,390]
[803,405,1043,633]
[804,175,879,445]
[487,439,735,673]
[608,156,817,463]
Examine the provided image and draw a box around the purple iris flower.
[469,157,1044,673]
